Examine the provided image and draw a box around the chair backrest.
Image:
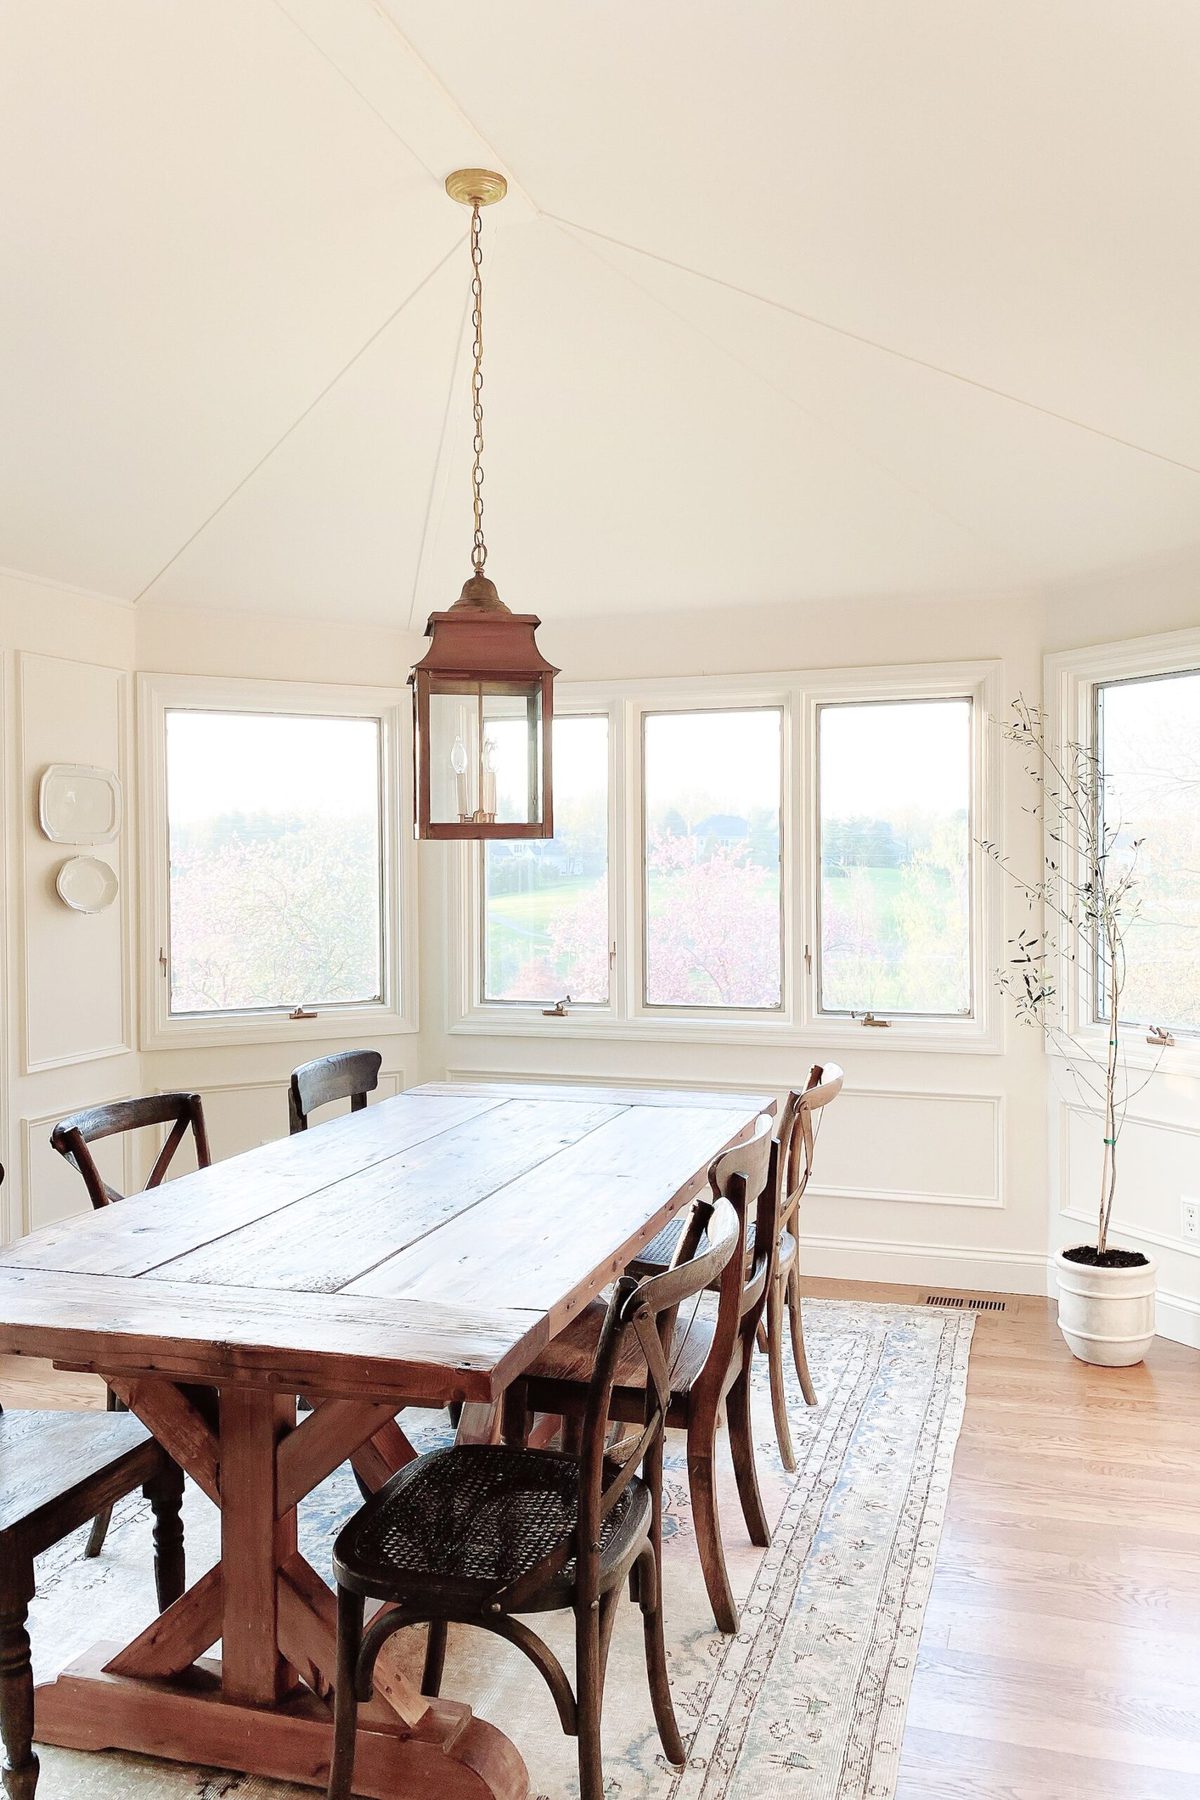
[288,1050,382,1134]
[498,1191,740,1611]
[776,1062,844,1236]
[51,1093,211,1212]
[696,1113,776,1400]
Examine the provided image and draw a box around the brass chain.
[469,202,487,573]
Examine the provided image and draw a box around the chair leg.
[84,1387,125,1559]
[573,1602,604,1800]
[787,1264,818,1406]
[0,1594,39,1800]
[686,1421,738,1635]
[635,1546,685,1766]
[327,1586,364,1800]
[83,1504,113,1560]
[422,1619,447,1697]
[500,1382,528,1449]
[727,1363,770,1547]
[597,1587,620,1689]
[145,1460,186,1611]
[766,1275,798,1473]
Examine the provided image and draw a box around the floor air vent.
[925,1294,1007,1312]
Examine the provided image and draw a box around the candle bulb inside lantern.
[450,734,469,820]
[482,737,498,820]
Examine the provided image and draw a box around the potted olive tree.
[983,698,1161,1366]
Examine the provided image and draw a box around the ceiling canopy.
[2,2,1197,624]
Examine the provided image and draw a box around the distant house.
[694,813,749,843]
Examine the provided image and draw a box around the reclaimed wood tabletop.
[0,1079,773,1800]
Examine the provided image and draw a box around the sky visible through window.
[819,699,971,1016]
[643,709,782,1008]
[1098,668,1200,1035]
[166,710,383,1014]
[483,715,609,1003]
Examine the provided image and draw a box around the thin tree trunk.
[1098,919,1120,1256]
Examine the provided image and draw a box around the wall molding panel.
[17,651,135,1075]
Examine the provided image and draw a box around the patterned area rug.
[27,1299,973,1799]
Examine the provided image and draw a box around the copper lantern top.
[410,575,559,683]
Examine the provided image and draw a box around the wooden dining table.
[0,1079,772,1799]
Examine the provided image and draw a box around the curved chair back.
[776,1063,844,1238]
[51,1093,211,1211]
[288,1050,382,1134]
[499,1191,739,1612]
[692,1114,775,1406]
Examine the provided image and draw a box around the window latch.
[542,995,572,1017]
[853,1010,891,1028]
[1146,1024,1175,1047]
[289,1006,318,1021]
[158,947,168,977]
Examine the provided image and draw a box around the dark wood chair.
[626,1067,844,1473]
[510,1114,776,1635]
[289,1051,388,1433]
[288,1051,382,1134]
[759,1064,844,1468]
[49,1093,211,1555]
[50,1092,212,1213]
[0,1403,185,1799]
[324,1189,740,1800]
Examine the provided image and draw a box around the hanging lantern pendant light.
[409,170,557,840]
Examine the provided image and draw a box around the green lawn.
[485,877,594,934]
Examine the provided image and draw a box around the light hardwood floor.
[3,1281,1198,1798]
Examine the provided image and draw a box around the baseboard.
[801,1232,1051,1297]
[1156,1287,1200,1350]
[803,1238,1198,1345]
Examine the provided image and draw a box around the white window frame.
[139,672,418,1050]
[1046,625,1200,1077]
[450,659,1002,1054]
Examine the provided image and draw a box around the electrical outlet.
[1182,1198,1200,1241]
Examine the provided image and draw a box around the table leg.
[220,1388,296,1704]
[32,1380,529,1800]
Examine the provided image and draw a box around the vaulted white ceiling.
[2,2,1197,624]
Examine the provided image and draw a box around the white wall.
[1,570,1195,1343]
[0,574,138,1238]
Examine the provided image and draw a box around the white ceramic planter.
[1054,1247,1157,1367]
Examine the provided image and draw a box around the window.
[459,662,998,1047]
[817,698,972,1017]
[642,709,783,1009]
[165,709,384,1016]
[482,714,609,1003]
[1097,666,1200,1036]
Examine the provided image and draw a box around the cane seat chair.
[509,1114,776,1635]
[325,1193,740,1800]
[49,1093,212,1557]
[630,1067,843,1473]
[288,1050,382,1134]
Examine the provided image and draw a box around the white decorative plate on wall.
[55,855,119,913]
[38,763,122,844]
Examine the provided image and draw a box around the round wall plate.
[55,854,119,913]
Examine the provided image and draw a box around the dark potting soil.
[1062,1244,1150,1269]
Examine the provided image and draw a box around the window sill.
[142,1004,418,1053]
[450,1009,1001,1055]
[1050,1031,1200,1083]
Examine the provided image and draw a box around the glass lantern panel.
[426,683,544,827]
